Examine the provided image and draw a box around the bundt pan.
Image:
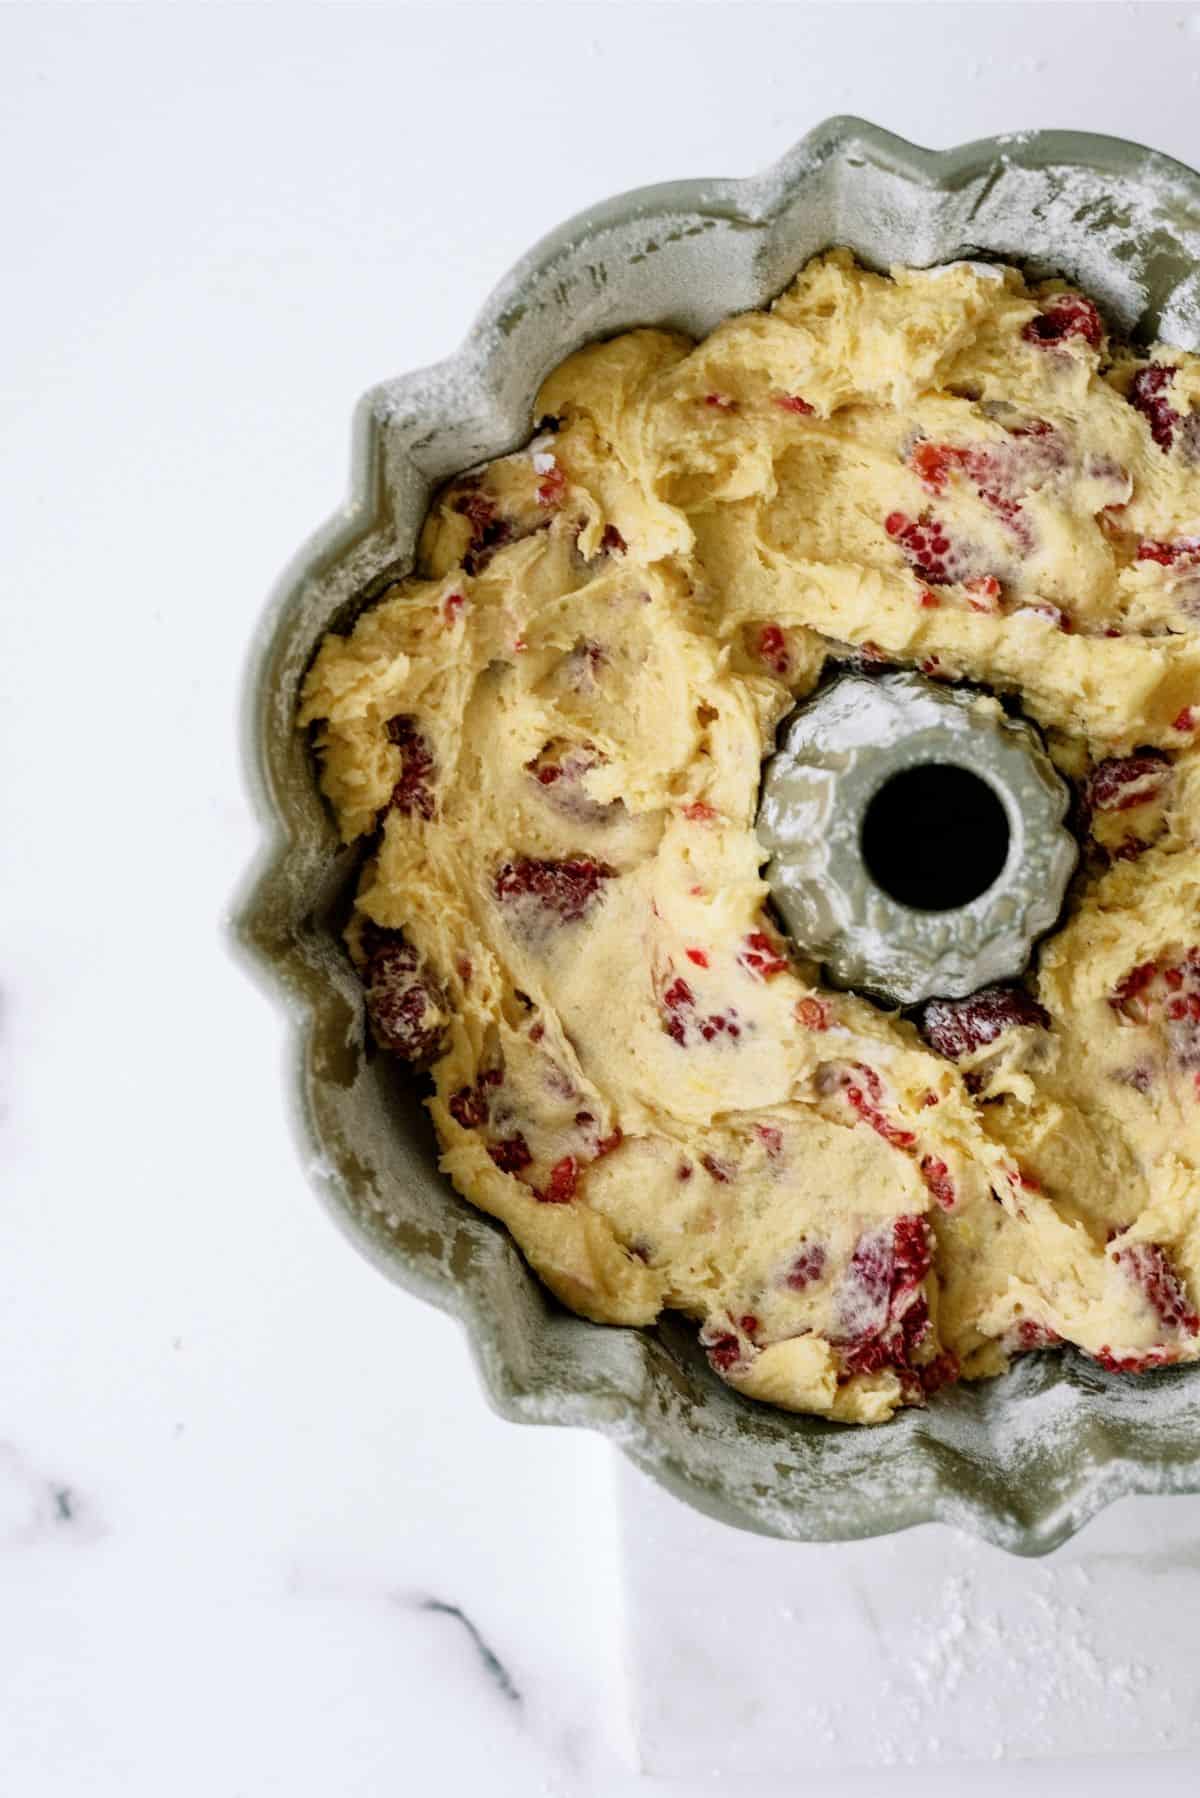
[235,118,1200,1553]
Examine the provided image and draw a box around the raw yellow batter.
[299,250,1200,1423]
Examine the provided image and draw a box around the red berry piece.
[885,510,977,586]
[448,1066,502,1129]
[843,1063,916,1149]
[494,856,615,924]
[757,623,791,675]
[599,523,627,555]
[892,1213,933,1291]
[1022,294,1104,349]
[443,592,467,624]
[836,1226,894,1340]
[685,947,710,968]
[703,392,737,410]
[772,392,814,414]
[1112,1239,1200,1334]
[1093,1346,1178,1374]
[1137,537,1200,567]
[682,800,717,822]
[700,1153,736,1184]
[658,972,742,1047]
[738,930,790,981]
[540,1156,580,1204]
[785,1242,827,1291]
[1173,706,1198,734]
[1129,365,1182,452]
[754,1122,783,1158]
[449,1085,488,1129]
[364,942,447,1065]
[966,574,1003,612]
[1109,960,1159,1020]
[1082,750,1169,819]
[921,987,1051,1061]
[919,1350,961,1395]
[702,1331,742,1372]
[451,483,515,575]
[794,996,832,1031]
[919,1155,956,1211]
[385,716,436,821]
[536,464,567,507]
[660,975,695,1046]
[487,1134,533,1175]
[1010,1318,1061,1352]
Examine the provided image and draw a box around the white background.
[4,4,1200,1794]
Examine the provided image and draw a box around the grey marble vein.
[415,1597,522,1707]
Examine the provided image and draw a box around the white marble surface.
[5,5,1200,1794]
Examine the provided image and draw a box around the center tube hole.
[861,763,1011,912]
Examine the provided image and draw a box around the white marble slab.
[621,1462,1200,1777]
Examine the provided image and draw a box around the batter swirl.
[300,251,1200,1423]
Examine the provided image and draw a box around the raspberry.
[843,1063,916,1149]
[921,986,1050,1060]
[599,524,627,555]
[1112,1239,1199,1334]
[364,942,447,1065]
[700,1153,736,1184]
[1129,365,1182,451]
[785,1242,827,1290]
[966,574,1002,612]
[885,510,977,586]
[1174,707,1198,733]
[1109,960,1158,1018]
[541,1156,580,1204]
[738,930,789,980]
[834,1215,931,1369]
[1082,750,1169,817]
[451,484,514,575]
[449,1085,487,1128]
[1093,1346,1177,1374]
[754,1123,783,1157]
[536,464,567,507]
[836,1227,893,1339]
[1137,537,1200,567]
[919,1155,956,1211]
[685,947,710,968]
[919,1350,961,1394]
[703,392,737,410]
[773,392,814,414]
[794,996,832,1031]
[443,592,466,624]
[1010,1319,1061,1352]
[487,1134,533,1175]
[448,1067,502,1129]
[703,1331,742,1372]
[892,1213,933,1291]
[494,856,615,923]
[1022,294,1104,349]
[385,716,436,820]
[757,623,791,675]
[682,800,717,822]
[659,974,742,1046]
